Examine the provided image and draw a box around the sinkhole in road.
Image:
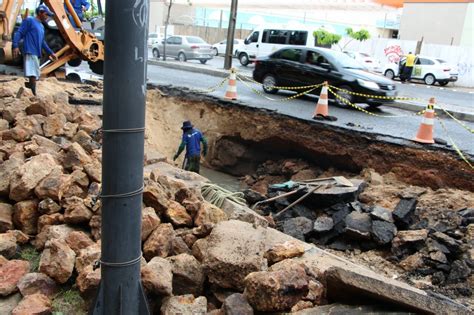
[145,85,474,192]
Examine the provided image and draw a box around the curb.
[151,59,474,122]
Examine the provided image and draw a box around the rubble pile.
[243,159,474,303]
[0,80,472,314]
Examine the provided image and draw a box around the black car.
[253,47,397,107]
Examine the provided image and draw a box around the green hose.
[201,183,247,209]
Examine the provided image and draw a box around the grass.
[19,246,41,272]
[52,289,87,315]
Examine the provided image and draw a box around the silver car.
[152,35,213,64]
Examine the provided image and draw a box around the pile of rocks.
[247,175,473,299]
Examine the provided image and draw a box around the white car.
[211,39,244,56]
[383,56,458,86]
[343,51,382,73]
[147,33,162,47]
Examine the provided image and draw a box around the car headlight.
[357,79,379,90]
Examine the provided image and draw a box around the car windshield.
[359,52,370,57]
[187,37,206,44]
[326,50,365,69]
[436,59,448,64]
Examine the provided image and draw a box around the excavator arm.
[41,0,104,75]
[0,0,24,63]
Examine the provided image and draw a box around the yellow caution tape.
[237,74,323,91]
[237,75,318,102]
[327,87,426,118]
[436,104,474,134]
[435,113,473,169]
[329,85,424,101]
[192,76,229,93]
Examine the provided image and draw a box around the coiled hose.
[201,183,247,209]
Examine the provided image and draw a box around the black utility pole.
[91,0,150,313]
[224,0,238,70]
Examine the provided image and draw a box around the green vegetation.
[52,289,87,315]
[313,29,342,46]
[19,246,41,272]
[346,27,371,42]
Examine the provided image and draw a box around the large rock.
[344,212,372,240]
[0,233,18,259]
[309,179,366,207]
[223,293,254,315]
[13,200,39,235]
[0,203,14,232]
[0,260,30,296]
[393,198,417,228]
[167,253,204,296]
[0,158,23,196]
[244,264,309,311]
[264,240,305,265]
[37,198,61,215]
[0,293,22,315]
[17,273,58,297]
[25,99,56,117]
[6,230,29,245]
[61,142,92,170]
[160,295,207,315]
[141,257,173,296]
[34,171,72,201]
[32,224,75,250]
[72,130,100,154]
[37,213,64,233]
[313,216,334,233]
[282,217,313,241]
[201,220,267,290]
[89,215,101,241]
[62,197,93,224]
[392,229,428,247]
[39,239,76,284]
[84,160,101,183]
[399,253,425,272]
[65,231,95,256]
[141,207,160,241]
[75,244,100,275]
[194,202,228,226]
[431,232,462,254]
[170,237,191,256]
[76,265,100,295]
[165,201,192,228]
[143,223,175,260]
[371,220,397,245]
[42,113,67,137]
[370,206,394,223]
[11,293,51,315]
[142,179,170,215]
[9,154,60,202]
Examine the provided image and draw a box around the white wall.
[335,38,474,87]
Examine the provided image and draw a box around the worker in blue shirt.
[173,121,208,174]
[66,0,91,27]
[13,5,57,96]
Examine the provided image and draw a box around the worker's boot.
[25,80,36,96]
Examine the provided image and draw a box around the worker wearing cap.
[12,5,58,96]
[173,121,208,174]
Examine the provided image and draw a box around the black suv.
[253,47,397,107]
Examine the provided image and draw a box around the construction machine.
[0,0,104,76]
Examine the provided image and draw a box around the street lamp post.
[91,0,150,313]
[224,0,238,70]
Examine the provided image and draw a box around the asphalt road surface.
[146,64,474,156]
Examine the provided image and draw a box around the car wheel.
[213,48,218,56]
[262,74,279,94]
[335,85,354,106]
[424,74,436,85]
[67,58,82,67]
[439,81,449,86]
[178,52,186,62]
[152,48,160,59]
[66,73,82,83]
[199,59,207,64]
[239,53,249,66]
[384,69,395,80]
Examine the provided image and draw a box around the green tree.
[341,27,371,49]
[313,29,342,47]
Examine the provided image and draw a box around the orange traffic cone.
[224,68,237,100]
[313,82,329,118]
[413,98,435,144]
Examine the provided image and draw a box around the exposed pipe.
[90,0,150,313]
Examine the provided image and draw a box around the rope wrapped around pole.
[201,183,247,209]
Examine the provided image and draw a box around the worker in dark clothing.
[13,5,57,96]
[173,121,208,174]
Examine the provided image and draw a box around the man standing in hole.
[173,121,208,174]
[12,5,57,96]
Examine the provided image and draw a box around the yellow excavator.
[0,0,104,76]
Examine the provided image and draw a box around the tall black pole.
[91,0,150,313]
[224,0,238,70]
